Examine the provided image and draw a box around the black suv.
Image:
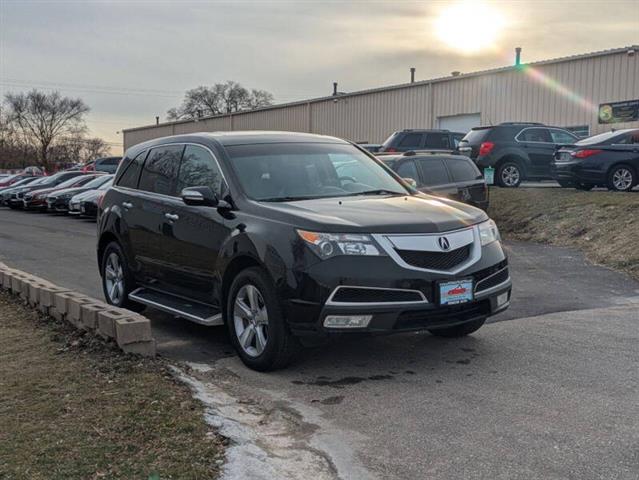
[378,129,465,154]
[97,132,511,370]
[380,152,489,210]
[458,123,579,187]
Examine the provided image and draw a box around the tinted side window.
[176,145,224,195]
[417,158,450,186]
[398,133,423,148]
[395,160,420,185]
[118,151,147,189]
[615,132,639,144]
[101,157,121,166]
[425,133,449,149]
[549,129,577,144]
[138,145,183,196]
[518,128,552,143]
[446,158,481,182]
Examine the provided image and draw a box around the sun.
[435,1,506,54]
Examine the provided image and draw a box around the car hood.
[81,190,101,202]
[49,186,89,198]
[254,194,488,233]
[71,190,97,202]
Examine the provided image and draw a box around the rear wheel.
[607,165,635,192]
[496,162,523,188]
[227,267,300,371]
[428,318,486,338]
[100,242,145,312]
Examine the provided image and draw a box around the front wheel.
[496,162,523,188]
[226,267,300,371]
[100,242,145,312]
[428,318,486,338]
[607,165,635,192]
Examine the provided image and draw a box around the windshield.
[461,128,492,144]
[83,175,112,189]
[98,178,113,190]
[576,130,625,145]
[381,132,400,148]
[226,143,407,201]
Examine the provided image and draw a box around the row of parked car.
[0,169,115,218]
[367,125,639,191]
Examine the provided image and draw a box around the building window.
[563,125,590,138]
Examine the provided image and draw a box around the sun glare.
[435,1,506,54]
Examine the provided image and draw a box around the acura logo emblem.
[438,237,451,251]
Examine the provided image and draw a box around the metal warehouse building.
[123,46,639,150]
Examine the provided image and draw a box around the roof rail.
[402,149,455,156]
[498,122,545,126]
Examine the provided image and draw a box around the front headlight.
[478,219,500,246]
[297,230,384,259]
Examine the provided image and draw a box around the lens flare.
[517,63,598,114]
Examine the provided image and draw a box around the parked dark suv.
[380,152,489,210]
[458,123,579,187]
[97,132,511,370]
[378,129,466,154]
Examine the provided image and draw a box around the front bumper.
[284,238,511,337]
[23,198,47,210]
[46,197,70,212]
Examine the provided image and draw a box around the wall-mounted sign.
[598,100,639,124]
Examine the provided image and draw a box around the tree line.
[0,90,109,172]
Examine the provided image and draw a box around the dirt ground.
[489,188,639,281]
[0,292,225,480]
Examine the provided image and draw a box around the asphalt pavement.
[1,207,638,479]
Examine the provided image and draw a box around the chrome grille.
[395,245,471,271]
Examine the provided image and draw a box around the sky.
[1,0,638,153]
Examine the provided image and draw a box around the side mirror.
[181,186,219,207]
[403,177,418,188]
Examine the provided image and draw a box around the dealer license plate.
[439,279,473,305]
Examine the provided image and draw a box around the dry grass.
[0,292,225,480]
[489,188,639,280]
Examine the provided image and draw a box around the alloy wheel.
[104,252,125,305]
[612,168,633,191]
[233,284,269,357]
[501,165,520,187]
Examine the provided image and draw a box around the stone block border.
[0,262,156,357]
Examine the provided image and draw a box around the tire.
[607,165,636,192]
[557,180,575,188]
[575,183,594,191]
[496,161,523,188]
[226,267,300,371]
[428,318,486,338]
[100,241,146,312]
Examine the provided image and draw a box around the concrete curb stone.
[2,264,156,357]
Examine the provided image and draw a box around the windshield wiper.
[260,196,317,202]
[349,189,405,196]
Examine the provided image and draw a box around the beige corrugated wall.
[123,49,639,150]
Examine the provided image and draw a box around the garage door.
[438,113,481,134]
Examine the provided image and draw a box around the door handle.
[122,201,133,209]
[164,213,179,221]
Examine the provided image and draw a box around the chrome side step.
[129,288,223,326]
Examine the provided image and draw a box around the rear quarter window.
[446,158,482,182]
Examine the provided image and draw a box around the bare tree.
[4,90,89,171]
[82,137,110,162]
[167,81,274,120]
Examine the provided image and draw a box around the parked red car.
[23,174,103,211]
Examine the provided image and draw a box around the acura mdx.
[97,132,511,370]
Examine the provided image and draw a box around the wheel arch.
[496,155,528,177]
[220,255,264,322]
[97,231,121,275]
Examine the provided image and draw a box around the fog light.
[497,292,509,307]
[323,315,372,329]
